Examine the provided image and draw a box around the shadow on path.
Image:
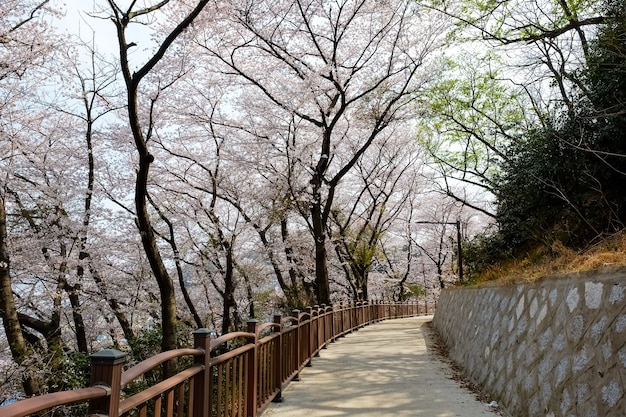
[264,316,503,417]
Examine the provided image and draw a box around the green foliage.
[61,352,91,389]
[416,51,529,191]
[464,0,626,276]
[586,0,626,112]
[442,0,604,43]
[461,233,511,281]
[127,326,164,364]
[123,324,194,398]
[252,289,277,319]
[126,323,193,364]
[396,283,426,301]
[405,284,426,298]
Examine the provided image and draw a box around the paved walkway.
[264,316,501,417]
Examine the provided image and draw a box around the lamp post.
[415,220,463,284]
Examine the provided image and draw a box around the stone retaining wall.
[432,267,626,417]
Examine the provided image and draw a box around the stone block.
[433,269,626,417]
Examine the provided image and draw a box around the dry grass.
[474,232,626,286]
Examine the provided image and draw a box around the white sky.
[52,0,157,63]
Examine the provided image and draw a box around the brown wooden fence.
[2,300,435,417]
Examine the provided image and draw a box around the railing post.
[362,301,366,325]
[374,300,379,322]
[349,303,354,330]
[318,304,328,349]
[247,320,259,417]
[89,349,127,417]
[291,309,301,379]
[361,302,365,325]
[316,305,322,353]
[306,306,315,359]
[192,328,213,417]
[372,300,377,323]
[272,314,284,403]
[312,305,321,353]
[332,305,335,338]
[328,304,334,342]
[325,305,330,343]
[333,305,341,341]
[338,302,344,335]
[360,302,365,326]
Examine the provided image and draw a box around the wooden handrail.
[1,301,433,417]
[209,330,256,351]
[119,365,204,413]
[120,348,203,386]
[209,341,256,366]
[257,322,280,334]
[0,386,107,417]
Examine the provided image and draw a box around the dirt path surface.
[263,316,503,417]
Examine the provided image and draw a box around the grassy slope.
[472,232,626,286]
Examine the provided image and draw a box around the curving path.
[264,316,503,417]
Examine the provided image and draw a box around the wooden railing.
[2,300,435,417]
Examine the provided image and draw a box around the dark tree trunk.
[311,199,331,305]
[0,198,41,396]
[221,242,236,335]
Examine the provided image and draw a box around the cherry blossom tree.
[103,0,211,359]
[329,123,424,301]
[0,0,64,396]
[194,0,448,305]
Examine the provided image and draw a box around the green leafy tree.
[417,52,530,217]
[472,0,626,267]
[421,0,626,273]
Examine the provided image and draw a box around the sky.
[52,0,157,64]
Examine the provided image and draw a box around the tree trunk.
[110,0,212,366]
[90,266,135,342]
[67,283,88,352]
[311,198,331,305]
[281,219,313,308]
[0,197,41,395]
[221,242,236,335]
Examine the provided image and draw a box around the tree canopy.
[420,0,626,272]
[1,0,625,400]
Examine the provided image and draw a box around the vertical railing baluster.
[306,306,315,359]
[246,320,259,417]
[339,302,344,335]
[273,314,284,403]
[319,304,326,348]
[330,305,335,341]
[291,309,301,377]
